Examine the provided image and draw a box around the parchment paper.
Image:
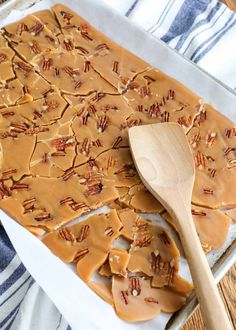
[0,0,236,329]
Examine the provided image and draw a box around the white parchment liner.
[0,0,236,329]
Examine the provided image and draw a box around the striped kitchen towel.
[1,0,236,329]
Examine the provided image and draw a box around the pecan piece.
[64,39,74,51]
[191,209,207,216]
[135,233,152,247]
[208,168,217,178]
[120,291,128,305]
[81,32,93,41]
[29,23,44,36]
[205,131,217,147]
[84,183,103,197]
[77,46,89,54]
[97,115,108,133]
[11,183,29,191]
[41,58,53,71]
[51,136,74,151]
[74,248,89,262]
[1,169,17,179]
[225,127,236,138]
[23,197,36,213]
[104,226,114,237]
[140,86,150,98]
[95,43,109,51]
[112,136,123,149]
[58,227,75,241]
[16,22,28,35]
[63,66,79,77]
[0,182,12,199]
[158,231,171,245]
[15,61,32,73]
[190,132,201,149]
[77,225,90,242]
[161,111,170,122]
[84,61,90,73]
[1,110,15,118]
[128,277,141,296]
[60,10,73,21]
[144,297,159,304]
[203,188,214,195]
[0,53,7,63]
[112,61,119,74]
[34,212,52,222]
[62,168,76,181]
[195,150,206,169]
[80,138,91,156]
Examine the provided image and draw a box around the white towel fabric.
[0,1,236,329]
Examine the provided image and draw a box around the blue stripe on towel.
[175,2,221,50]
[148,0,175,33]
[161,0,211,43]
[125,0,140,17]
[194,17,236,62]
[190,12,235,61]
[0,227,16,272]
[0,263,26,295]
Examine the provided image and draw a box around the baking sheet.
[0,0,236,329]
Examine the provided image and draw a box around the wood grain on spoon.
[129,123,232,330]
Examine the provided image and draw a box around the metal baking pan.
[0,0,235,329]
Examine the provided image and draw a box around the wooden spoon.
[129,122,232,330]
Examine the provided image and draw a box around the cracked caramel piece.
[0,134,36,181]
[32,52,117,95]
[0,40,15,82]
[13,56,51,100]
[43,210,123,281]
[26,225,46,237]
[122,69,202,131]
[0,79,24,108]
[4,15,59,62]
[109,248,130,278]
[33,10,61,35]
[0,176,90,229]
[162,206,231,253]
[88,281,113,305]
[188,104,236,208]
[112,276,188,322]
[99,260,113,278]
[52,4,149,91]
[117,210,191,293]
[118,183,164,213]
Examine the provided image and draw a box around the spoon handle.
[173,205,232,330]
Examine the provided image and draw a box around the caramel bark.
[112,277,189,322]
[52,4,150,91]
[4,15,59,62]
[162,206,231,253]
[188,104,236,208]
[43,210,123,281]
[109,248,130,277]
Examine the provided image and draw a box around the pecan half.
[62,168,76,181]
[64,39,74,51]
[29,40,41,54]
[112,136,123,149]
[16,22,28,35]
[205,131,217,147]
[58,227,75,241]
[158,231,171,245]
[34,212,52,221]
[11,183,29,191]
[208,168,217,178]
[15,61,32,73]
[74,248,89,262]
[97,115,108,133]
[80,137,91,156]
[63,66,80,77]
[77,225,90,242]
[128,277,141,296]
[135,233,152,247]
[29,23,44,36]
[23,197,36,213]
[203,188,214,195]
[77,46,89,54]
[161,111,170,122]
[140,86,150,98]
[41,58,53,71]
[225,127,235,139]
[104,226,114,237]
[195,150,206,169]
[95,43,109,51]
[84,183,103,197]
[120,291,128,305]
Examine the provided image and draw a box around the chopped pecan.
[95,43,109,51]
[151,253,175,285]
[135,233,152,247]
[112,136,123,148]
[62,168,76,181]
[120,291,128,305]
[0,53,7,63]
[158,231,171,245]
[225,127,236,138]
[16,22,28,35]
[147,103,161,119]
[63,66,79,77]
[112,61,119,74]
[60,10,73,21]
[15,61,32,73]
[41,58,53,71]
[190,132,201,149]
[77,46,89,54]
[58,227,75,241]
[84,61,90,73]
[1,169,17,179]
[34,212,52,221]
[29,23,44,36]
[178,115,192,128]
[64,39,74,51]
[1,110,15,118]
[140,86,150,98]
[144,297,159,304]
[104,226,114,236]
[23,197,36,213]
[84,183,103,197]
[205,131,217,147]
[0,182,12,199]
[203,188,214,195]
[77,225,90,242]
[74,248,89,262]
[11,183,29,191]
[29,40,41,54]
[195,150,206,169]
[208,168,216,178]
[128,277,141,296]
[191,209,207,216]
[80,137,91,156]
[161,111,170,122]
[97,115,108,133]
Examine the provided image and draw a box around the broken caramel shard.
[109,248,130,278]
[43,210,123,282]
[112,276,189,322]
